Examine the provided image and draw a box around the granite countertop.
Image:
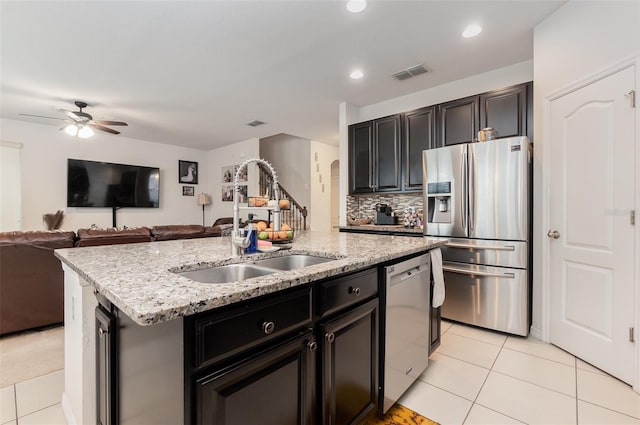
[339,224,424,234]
[55,231,445,327]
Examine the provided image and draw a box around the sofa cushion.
[151,225,206,241]
[76,227,152,247]
[0,230,76,248]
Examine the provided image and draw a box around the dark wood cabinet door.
[349,122,374,194]
[438,95,479,147]
[403,106,435,191]
[96,306,117,425]
[321,299,378,425]
[194,331,316,425]
[479,83,528,140]
[373,115,402,192]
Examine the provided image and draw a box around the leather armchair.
[0,230,75,335]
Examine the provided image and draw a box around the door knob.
[547,230,560,239]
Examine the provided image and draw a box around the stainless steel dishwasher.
[381,253,431,413]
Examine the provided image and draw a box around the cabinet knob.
[349,286,361,296]
[98,327,108,338]
[307,341,318,352]
[262,321,275,335]
[325,332,335,344]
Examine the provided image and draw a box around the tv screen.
[67,159,160,208]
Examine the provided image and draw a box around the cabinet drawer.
[318,268,378,317]
[193,287,312,369]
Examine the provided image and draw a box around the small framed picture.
[222,165,234,183]
[182,186,194,196]
[221,185,233,202]
[179,160,198,184]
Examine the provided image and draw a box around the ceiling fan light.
[64,124,78,136]
[78,126,94,139]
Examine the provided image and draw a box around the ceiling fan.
[20,101,128,137]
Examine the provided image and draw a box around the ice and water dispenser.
[426,182,452,224]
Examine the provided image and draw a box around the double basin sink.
[177,254,336,284]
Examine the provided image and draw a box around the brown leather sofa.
[0,231,75,335]
[0,219,235,336]
[75,227,153,247]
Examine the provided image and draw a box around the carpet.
[359,404,439,425]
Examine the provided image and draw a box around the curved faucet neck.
[232,158,281,256]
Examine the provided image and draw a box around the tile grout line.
[574,356,579,425]
[13,384,18,425]
[460,333,508,424]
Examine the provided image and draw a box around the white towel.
[431,248,445,308]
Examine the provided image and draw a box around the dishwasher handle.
[388,264,429,287]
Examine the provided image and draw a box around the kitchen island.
[55,231,445,424]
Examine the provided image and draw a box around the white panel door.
[549,66,636,384]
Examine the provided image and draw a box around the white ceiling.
[1,0,565,150]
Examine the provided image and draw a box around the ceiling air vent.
[247,120,265,127]
[392,64,428,81]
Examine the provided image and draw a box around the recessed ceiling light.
[350,70,364,80]
[462,24,482,38]
[346,0,367,13]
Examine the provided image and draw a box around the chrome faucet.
[231,158,281,256]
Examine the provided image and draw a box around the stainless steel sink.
[177,263,276,284]
[253,254,334,270]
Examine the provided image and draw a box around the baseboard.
[529,325,543,341]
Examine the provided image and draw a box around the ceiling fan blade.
[89,123,120,135]
[91,120,128,126]
[19,113,67,121]
[66,111,82,121]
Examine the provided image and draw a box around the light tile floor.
[1,322,639,424]
[399,320,640,425]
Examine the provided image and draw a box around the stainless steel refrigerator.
[423,136,531,336]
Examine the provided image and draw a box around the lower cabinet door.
[321,299,378,425]
[96,306,117,425]
[194,330,316,425]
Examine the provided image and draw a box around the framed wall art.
[179,160,198,184]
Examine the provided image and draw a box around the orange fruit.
[278,231,288,239]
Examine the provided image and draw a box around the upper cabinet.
[348,82,532,195]
[404,106,436,191]
[349,115,401,194]
[437,95,479,147]
[479,83,529,141]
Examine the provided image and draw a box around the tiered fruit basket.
[253,220,294,243]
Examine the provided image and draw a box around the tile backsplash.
[346,193,424,220]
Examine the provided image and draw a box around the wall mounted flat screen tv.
[67,159,160,208]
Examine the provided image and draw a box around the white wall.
[0,141,22,231]
[310,140,339,231]
[260,133,311,212]
[532,0,640,339]
[356,60,533,124]
[206,138,260,224]
[0,118,209,230]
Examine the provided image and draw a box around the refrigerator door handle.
[446,242,515,251]
[461,149,467,232]
[443,265,515,279]
[468,147,475,233]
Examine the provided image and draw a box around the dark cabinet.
[349,116,401,194]
[186,269,381,425]
[320,299,378,425]
[349,122,374,194]
[373,116,402,192]
[195,330,316,425]
[479,83,528,141]
[437,95,480,147]
[403,106,435,191]
[96,306,117,425]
